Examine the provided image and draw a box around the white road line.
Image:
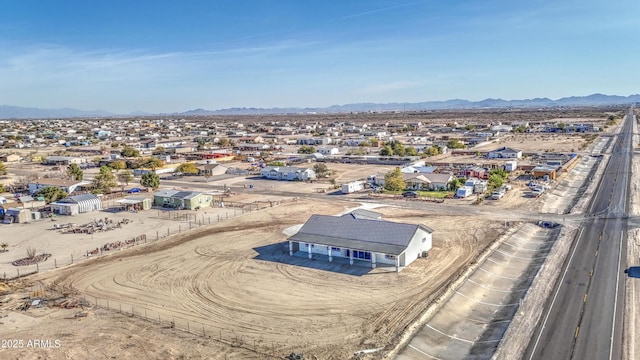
[501,241,546,252]
[425,324,501,344]
[467,278,528,293]
[477,267,524,280]
[610,232,623,360]
[455,290,519,307]
[408,344,443,359]
[528,227,584,360]
[495,249,547,260]
[485,257,533,271]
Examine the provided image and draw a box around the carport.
[114,197,152,212]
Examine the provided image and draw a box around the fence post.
[187,321,190,332]
[203,325,205,337]
[16,268,19,277]
[36,262,39,272]
[157,231,159,240]
[189,221,191,230]
[54,259,57,268]
[179,225,181,233]
[145,309,147,320]
[218,214,220,222]
[119,303,122,313]
[71,254,73,264]
[167,228,170,236]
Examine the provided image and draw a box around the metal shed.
[5,208,31,223]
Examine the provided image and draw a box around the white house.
[28,179,89,195]
[404,173,453,191]
[317,147,340,155]
[261,166,316,181]
[288,212,433,272]
[487,147,523,159]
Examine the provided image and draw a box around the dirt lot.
[0,198,505,359]
[472,132,594,153]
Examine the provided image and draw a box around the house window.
[331,247,340,252]
[422,237,427,243]
[385,254,396,260]
[353,251,371,260]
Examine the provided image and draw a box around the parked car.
[402,191,419,198]
[127,188,142,193]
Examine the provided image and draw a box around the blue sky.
[1,0,639,113]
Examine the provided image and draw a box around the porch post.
[289,241,293,256]
[349,250,354,265]
[371,253,377,269]
[308,243,312,259]
[395,256,400,273]
[328,246,332,262]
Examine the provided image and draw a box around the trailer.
[341,181,365,194]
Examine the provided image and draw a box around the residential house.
[153,190,212,210]
[260,166,316,181]
[28,179,89,195]
[487,147,523,159]
[287,212,433,272]
[404,173,454,191]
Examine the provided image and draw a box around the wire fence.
[82,293,296,359]
[2,199,294,281]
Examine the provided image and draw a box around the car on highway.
[127,188,142,193]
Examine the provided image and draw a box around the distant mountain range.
[2,93,640,119]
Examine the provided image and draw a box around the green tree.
[0,184,4,193]
[196,138,206,151]
[66,163,84,181]
[35,186,67,203]
[141,157,163,170]
[0,161,7,176]
[383,168,406,192]
[379,145,394,156]
[448,178,466,191]
[120,146,140,158]
[152,146,166,155]
[488,173,505,189]
[446,139,466,149]
[117,170,134,187]
[176,162,199,175]
[140,172,160,190]
[109,160,127,172]
[92,166,118,194]
[513,125,527,133]
[405,146,418,156]
[298,145,316,154]
[268,161,286,166]
[313,163,329,178]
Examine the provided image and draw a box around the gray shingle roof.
[341,209,382,220]
[288,214,433,255]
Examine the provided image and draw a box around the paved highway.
[525,108,633,360]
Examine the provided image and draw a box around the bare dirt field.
[472,133,594,153]
[0,198,505,359]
